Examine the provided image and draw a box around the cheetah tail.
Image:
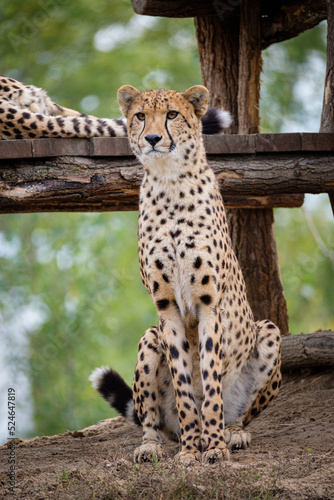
[89,366,141,426]
[201,107,232,134]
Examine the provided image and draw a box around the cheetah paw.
[134,443,163,463]
[224,426,251,451]
[202,446,230,464]
[174,450,201,466]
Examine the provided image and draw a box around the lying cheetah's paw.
[224,426,251,451]
[134,443,163,463]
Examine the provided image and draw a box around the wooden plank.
[256,133,302,152]
[90,137,133,156]
[302,133,334,151]
[32,138,90,158]
[1,134,334,160]
[0,140,32,159]
[205,134,256,154]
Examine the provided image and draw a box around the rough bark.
[237,0,261,134]
[196,1,290,334]
[132,0,327,47]
[320,1,334,215]
[195,15,239,134]
[228,208,288,332]
[281,331,334,371]
[2,151,333,213]
[261,0,327,49]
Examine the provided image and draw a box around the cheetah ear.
[182,85,209,118]
[117,85,141,117]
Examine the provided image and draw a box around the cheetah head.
[117,85,209,172]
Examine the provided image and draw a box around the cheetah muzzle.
[90,84,282,465]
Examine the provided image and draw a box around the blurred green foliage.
[0,1,333,438]
[1,0,201,116]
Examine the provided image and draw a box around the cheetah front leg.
[198,305,230,464]
[158,311,202,465]
[132,327,165,463]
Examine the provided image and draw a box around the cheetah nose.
[145,134,162,147]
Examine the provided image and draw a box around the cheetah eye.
[136,112,145,121]
[167,111,179,120]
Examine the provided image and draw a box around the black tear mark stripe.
[165,116,175,152]
[137,119,145,153]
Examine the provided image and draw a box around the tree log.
[0,151,332,213]
[282,331,334,371]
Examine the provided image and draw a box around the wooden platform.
[1,133,333,213]
[1,133,334,159]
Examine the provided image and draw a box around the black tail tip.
[89,366,141,426]
[201,107,232,134]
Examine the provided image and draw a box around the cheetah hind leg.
[223,425,251,451]
[222,320,282,452]
[242,320,282,427]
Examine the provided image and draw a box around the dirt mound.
[1,368,333,499]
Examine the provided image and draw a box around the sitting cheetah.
[0,76,227,140]
[90,84,282,465]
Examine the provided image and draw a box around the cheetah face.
[117,85,209,172]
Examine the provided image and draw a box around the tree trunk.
[320,0,334,215]
[195,0,289,334]
[195,15,239,134]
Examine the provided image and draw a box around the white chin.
[143,150,167,159]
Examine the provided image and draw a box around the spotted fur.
[0,76,128,140]
[91,85,281,465]
[0,76,227,140]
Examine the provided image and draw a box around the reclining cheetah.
[0,76,228,140]
[90,84,282,465]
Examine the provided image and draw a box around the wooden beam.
[261,0,327,49]
[1,148,332,213]
[131,0,220,17]
[282,330,334,371]
[132,0,326,48]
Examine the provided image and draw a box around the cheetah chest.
[138,178,228,319]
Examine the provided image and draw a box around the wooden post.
[320,0,334,215]
[196,0,289,334]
